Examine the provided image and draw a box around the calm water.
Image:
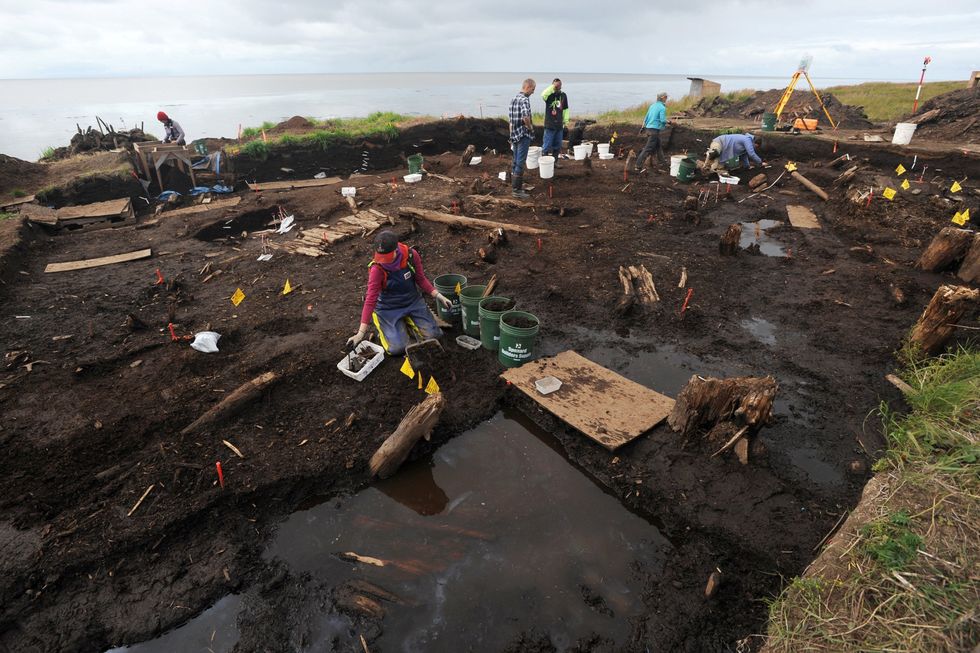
[0,72,873,160]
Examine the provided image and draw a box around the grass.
[766,348,980,652]
[39,146,57,160]
[591,89,758,125]
[821,81,964,122]
[233,112,417,157]
[10,189,27,198]
[0,211,18,221]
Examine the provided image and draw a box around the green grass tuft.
[240,140,270,160]
[821,81,964,122]
[39,146,57,160]
[0,211,18,221]
[10,189,27,198]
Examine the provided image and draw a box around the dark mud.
[0,124,977,652]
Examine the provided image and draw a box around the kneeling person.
[347,231,452,355]
[705,133,764,173]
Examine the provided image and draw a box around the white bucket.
[585,142,594,156]
[526,146,542,169]
[573,144,588,160]
[892,122,917,145]
[597,143,611,156]
[538,155,555,179]
[670,154,686,177]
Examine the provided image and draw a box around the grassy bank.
[765,349,979,652]
[591,89,757,125]
[821,81,964,122]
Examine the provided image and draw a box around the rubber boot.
[512,174,529,199]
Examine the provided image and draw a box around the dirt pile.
[678,89,873,129]
[46,126,155,161]
[0,154,44,196]
[907,87,980,144]
[270,115,316,133]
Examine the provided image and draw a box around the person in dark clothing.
[540,78,569,158]
[508,78,536,198]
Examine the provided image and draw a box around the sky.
[0,0,977,80]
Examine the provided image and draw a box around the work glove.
[433,291,453,309]
[346,324,369,349]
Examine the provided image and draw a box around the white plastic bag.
[190,331,221,353]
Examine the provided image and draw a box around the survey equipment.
[772,56,837,130]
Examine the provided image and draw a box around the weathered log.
[747,173,768,190]
[459,144,476,167]
[834,165,859,186]
[369,394,446,479]
[180,371,279,436]
[916,227,974,271]
[668,375,778,437]
[790,170,829,201]
[957,234,980,283]
[908,108,941,125]
[719,224,742,256]
[908,285,979,356]
[398,207,548,235]
[827,153,851,169]
[616,264,659,315]
[468,195,531,209]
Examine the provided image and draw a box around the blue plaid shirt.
[509,92,532,143]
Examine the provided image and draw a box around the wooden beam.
[160,196,241,218]
[247,177,343,191]
[44,248,152,273]
[398,207,548,235]
[790,170,829,201]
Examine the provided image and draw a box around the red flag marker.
[536,238,543,252]
[548,184,553,199]
[167,323,178,342]
[866,191,873,208]
[154,268,165,285]
[647,214,655,224]
[680,288,694,315]
[833,141,838,154]
[215,461,225,488]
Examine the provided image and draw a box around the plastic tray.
[403,173,423,183]
[337,341,385,381]
[455,334,482,350]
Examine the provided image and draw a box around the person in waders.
[347,231,452,355]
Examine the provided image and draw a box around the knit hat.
[157,111,169,122]
[374,230,398,254]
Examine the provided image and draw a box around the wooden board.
[247,177,343,191]
[56,198,133,221]
[0,195,35,210]
[44,248,152,273]
[161,196,241,218]
[501,350,675,450]
[786,204,821,229]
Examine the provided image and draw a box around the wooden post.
[790,170,829,201]
[909,285,979,356]
[180,372,279,436]
[719,224,741,256]
[916,227,974,271]
[957,234,980,284]
[370,394,446,479]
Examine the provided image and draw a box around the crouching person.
[347,231,452,355]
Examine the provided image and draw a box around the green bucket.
[677,157,698,182]
[433,273,466,323]
[762,112,777,132]
[459,285,487,337]
[407,154,424,174]
[498,311,540,368]
[478,296,516,351]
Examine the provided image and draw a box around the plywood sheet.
[161,196,241,217]
[56,198,133,221]
[247,177,343,191]
[786,205,820,229]
[501,350,675,450]
[44,248,152,273]
[0,195,35,209]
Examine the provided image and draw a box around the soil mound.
[46,126,155,161]
[0,154,44,195]
[678,89,873,129]
[273,116,315,132]
[906,87,980,143]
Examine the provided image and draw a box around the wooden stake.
[127,484,155,517]
[719,224,741,256]
[482,274,498,298]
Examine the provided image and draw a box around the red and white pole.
[912,56,932,115]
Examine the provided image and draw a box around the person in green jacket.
[541,78,569,159]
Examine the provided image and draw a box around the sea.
[0,72,878,161]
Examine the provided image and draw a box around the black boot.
[512,174,529,199]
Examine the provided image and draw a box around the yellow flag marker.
[784,162,798,172]
[950,180,962,193]
[400,357,414,379]
[417,371,424,390]
[454,282,462,294]
[611,130,618,144]
[952,211,967,226]
[901,179,910,190]
[282,279,293,295]
[895,164,906,175]
[882,187,897,201]
[425,376,441,395]
[230,288,245,306]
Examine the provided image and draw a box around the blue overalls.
[371,248,442,355]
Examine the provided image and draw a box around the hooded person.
[156,111,186,145]
[347,231,452,355]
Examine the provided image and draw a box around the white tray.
[337,341,385,381]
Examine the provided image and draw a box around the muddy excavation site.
[0,120,977,652]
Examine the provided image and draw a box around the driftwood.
[827,153,851,169]
[790,170,829,201]
[467,195,531,209]
[957,234,980,284]
[616,265,659,315]
[668,375,778,437]
[747,173,768,190]
[834,166,859,186]
[369,394,446,479]
[459,144,476,167]
[909,285,979,356]
[482,274,498,298]
[398,207,548,235]
[908,108,941,125]
[180,371,279,436]
[916,227,974,271]
[719,224,742,256]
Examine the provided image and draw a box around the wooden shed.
[687,77,722,98]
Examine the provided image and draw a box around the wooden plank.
[786,204,821,229]
[398,207,549,235]
[0,195,35,210]
[247,177,343,191]
[44,248,152,273]
[501,351,675,450]
[56,198,132,221]
[161,196,241,218]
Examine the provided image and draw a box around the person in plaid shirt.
[509,78,536,198]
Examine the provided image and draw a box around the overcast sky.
[0,0,977,80]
